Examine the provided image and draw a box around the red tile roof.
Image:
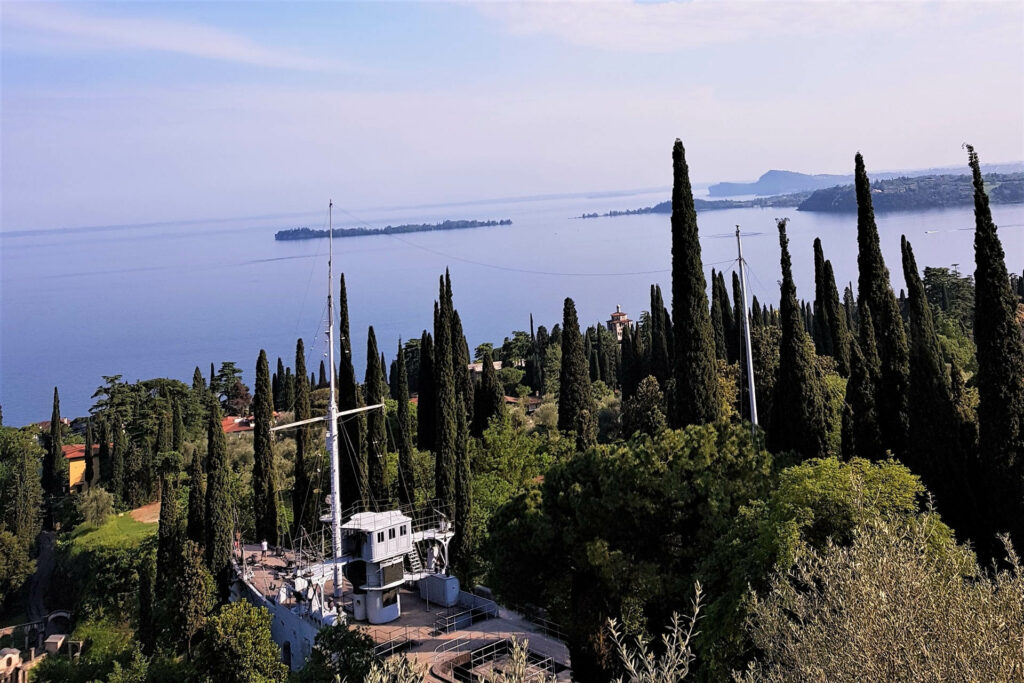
[62,444,100,460]
[222,416,254,434]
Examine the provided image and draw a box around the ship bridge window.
[377,532,384,543]
[389,528,396,540]
[400,525,407,536]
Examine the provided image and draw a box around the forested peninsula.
[275,218,512,241]
[580,171,1024,218]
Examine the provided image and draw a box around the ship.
[230,202,571,681]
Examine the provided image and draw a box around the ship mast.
[735,225,758,432]
[326,201,344,600]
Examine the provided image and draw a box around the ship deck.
[239,544,570,681]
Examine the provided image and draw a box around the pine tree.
[452,403,472,577]
[710,269,728,361]
[669,140,720,426]
[318,360,327,389]
[172,400,184,452]
[193,367,206,393]
[365,327,388,505]
[204,398,232,603]
[417,330,436,452]
[123,440,147,509]
[156,465,181,596]
[855,153,910,457]
[337,274,367,511]
[172,540,214,657]
[968,144,1024,549]
[843,303,884,460]
[901,235,973,533]
[768,220,829,459]
[187,448,205,546]
[84,419,95,489]
[558,297,597,450]
[252,350,278,545]
[274,358,286,410]
[44,387,67,498]
[472,349,504,437]
[451,304,474,424]
[395,340,415,508]
[434,274,458,515]
[293,339,316,534]
[111,423,126,505]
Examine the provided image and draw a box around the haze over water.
[3,193,1020,426]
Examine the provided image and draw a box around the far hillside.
[798,172,1024,212]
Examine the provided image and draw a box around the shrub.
[78,486,114,526]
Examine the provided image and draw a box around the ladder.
[406,544,424,574]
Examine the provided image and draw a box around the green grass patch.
[68,513,156,554]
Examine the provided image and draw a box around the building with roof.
[62,444,99,493]
[606,305,632,341]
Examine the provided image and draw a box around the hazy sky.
[3,0,1022,232]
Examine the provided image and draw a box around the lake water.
[2,191,1021,426]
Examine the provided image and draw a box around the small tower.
[341,511,414,624]
[606,305,632,341]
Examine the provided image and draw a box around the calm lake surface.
[2,190,1022,426]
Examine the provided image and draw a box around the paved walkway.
[26,532,55,623]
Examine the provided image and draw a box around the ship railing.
[433,592,500,634]
[432,634,556,681]
[504,602,568,643]
[370,624,426,658]
[324,498,454,533]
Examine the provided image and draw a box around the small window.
[382,587,399,607]
[389,528,396,540]
[377,532,384,543]
[400,525,407,536]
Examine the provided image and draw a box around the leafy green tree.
[123,440,147,509]
[187,448,205,546]
[768,220,829,460]
[172,399,184,452]
[83,418,95,489]
[138,552,157,656]
[395,340,415,507]
[97,420,112,486]
[813,239,852,375]
[558,297,597,451]
[292,338,316,534]
[365,327,388,504]
[842,305,884,461]
[854,153,910,457]
[453,403,473,577]
[452,307,475,425]
[156,461,182,597]
[622,375,668,439]
[171,540,214,657]
[1,428,43,546]
[650,284,673,387]
[204,398,232,603]
[472,348,505,437]
[338,274,368,511]
[670,140,721,427]
[211,362,243,406]
[111,423,127,505]
[710,269,728,362]
[197,601,288,682]
[417,330,436,451]
[967,144,1024,553]
[434,274,459,516]
[299,622,375,682]
[44,386,68,499]
[253,350,278,544]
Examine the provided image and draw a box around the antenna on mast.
[736,225,759,433]
[325,200,344,601]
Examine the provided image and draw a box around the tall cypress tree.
[292,339,316,534]
[558,297,597,450]
[84,419,95,489]
[472,348,504,437]
[111,422,126,505]
[274,358,286,410]
[44,387,67,498]
[669,139,720,426]
[283,368,295,412]
[717,270,738,364]
[452,403,472,576]
[204,397,232,603]
[710,269,728,361]
[253,350,278,545]
[395,340,415,508]
[138,553,156,656]
[172,400,184,452]
[968,144,1024,549]
[843,303,884,460]
[417,331,436,451]
[98,420,111,485]
[337,274,367,511]
[650,285,672,386]
[365,327,388,506]
[156,463,181,596]
[823,259,852,376]
[901,235,973,532]
[187,448,205,546]
[434,275,458,516]
[193,367,206,393]
[812,239,833,358]
[123,439,146,509]
[451,305,474,425]
[318,361,327,389]
[768,220,829,459]
[855,153,910,457]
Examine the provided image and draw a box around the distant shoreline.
[275,218,512,241]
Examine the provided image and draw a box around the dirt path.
[26,532,55,623]
[130,501,161,524]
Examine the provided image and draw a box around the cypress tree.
[84,419,95,489]
[452,308,474,424]
[365,327,388,506]
[124,439,146,509]
[293,339,316,534]
[311,372,316,389]
[318,360,327,389]
[650,285,672,386]
[98,420,111,485]
[472,348,504,437]
[813,239,832,358]
[138,553,156,656]
[156,464,181,596]
[823,258,852,376]
[156,407,172,456]
[337,274,367,510]
[855,153,910,457]
[843,303,884,460]
[843,283,857,333]
[719,270,738,364]
[901,235,972,531]
[669,139,721,426]
[193,366,206,393]
[187,448,205,546]
[434,274,458,516]
[968,144,1024,548]
[710,269,728,361]
[557,297,597,450]
[395,340,415,508]
[452,403,472,576]
[210,363,215,390]
[417,331,436,451]
[44,387,67,498]
[172,400,184,452]
[589,346,600,384]
[768,220,829,459]
[620,324,641,401]
[111,423,126,505]
[274,358,286,410]
[204,397,232,603]
[253,350,278,545]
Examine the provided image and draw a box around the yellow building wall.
[68,457,98,490]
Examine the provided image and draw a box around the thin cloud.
[476,0,1020,53]
[3,3,354,72]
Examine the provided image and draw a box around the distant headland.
[275,218,512,241]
